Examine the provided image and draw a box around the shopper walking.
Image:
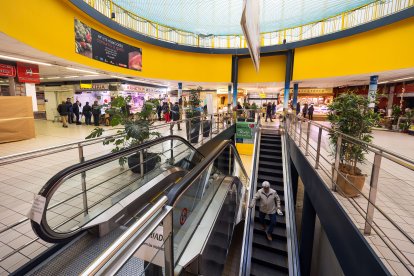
[156,104,162,121]
[271,102,276,117]
[83,102,92,125]
[170,102,181,130]
[296,102,301,115]
[162,102,170,122]
[265,102,273,122]
[66,98,73,124]
[302,103,308,119]
[57,101,68,128]
[308,103,314,120]
[72,101,81,125]
[249,181,283,241]
[92,100,101,126]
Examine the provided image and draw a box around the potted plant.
[328,92,379,197]
[186,87,202,143]
[391,105,401,131]
[86,95,161,174]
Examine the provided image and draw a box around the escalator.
[251,132,288,275]
[240,128,300,276]
[17,135,250,276]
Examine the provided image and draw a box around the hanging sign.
[122,84,166,94]
[0,64,16,77]
[75,19,142,71]
[16,62,40,83]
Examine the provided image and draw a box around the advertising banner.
[236,122,256,143]
[75,19,142,71]
[0,64,16,77]
[16,62,40,84]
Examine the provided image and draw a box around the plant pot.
[128,152,160,174]
[202,120,211,137]
[392,124,398,131]
[333,165,365,197]
[186,120,200,143]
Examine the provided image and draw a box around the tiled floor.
[290,120,414,275]
[0,118,231,274]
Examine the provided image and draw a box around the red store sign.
[0,64,16,77]
[17,62,40,83]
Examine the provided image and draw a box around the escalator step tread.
[252,246,288,269]
[254,212,286,224]
[250,262,288,276]
[260,148,282,154]
[253,224,286,239]
[259,154,282,160]
[257,175,283,183]
[261,143,282,148]
[258,167,283,174]
[259,160,283,167]
[252,230,288,253]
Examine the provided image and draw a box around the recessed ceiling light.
[0,54,53,66]
[393,76,414,82]
[65,67,98,74]
[63,76,79,79]
[83,74,99,77]
[46,77,61,79]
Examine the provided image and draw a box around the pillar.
[8,77,16,96]
[283,81,290,110]
[292,83,299,110]
[368,75,378,108]
[231,55,239,107]
[178,82,183,108]
[25,83,38,111]
[284,50,294,110]
[300,190,316,276]
[387,86,394,116]
[228,84,232,108]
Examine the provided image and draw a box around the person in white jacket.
[249,181,283,241]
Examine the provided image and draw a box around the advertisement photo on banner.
[75,19,142,71]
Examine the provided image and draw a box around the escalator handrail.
[240,127,261,276]
[166,140,249,206]
[30,135,202,242]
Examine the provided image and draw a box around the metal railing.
[81,0,414,48]
[0,111,233,274]
[286,115,414,275]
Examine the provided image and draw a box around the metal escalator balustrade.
[29,135,203,243]
[240,126,300,276]
[81,140,250,276]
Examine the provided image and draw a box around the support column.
[8,77,16,96]
[283,50,294,110]
[368,75,378,108]
[290,159,299,206]
[178,82,183,107]
[228,84,232,109]
[300,190,316,276]
[387,86,394,116]
[231,55,239,107]
[292,83,299,111]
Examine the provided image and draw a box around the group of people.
[57,98,101,128]
[156,102,182,130]
[296,102,315,120]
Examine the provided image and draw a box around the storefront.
[292,88,333,119]
[119,84,167,113]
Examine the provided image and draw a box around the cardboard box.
[0,96,35,143]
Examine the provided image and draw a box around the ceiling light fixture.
[63,76,79,79]
[0,54,53,66]
[83,74,100,77]
[65,67,98,74]
[393,76,414,82]
[46,77,61,79]
[378,81,389,84]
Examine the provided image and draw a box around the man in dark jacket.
[92,100,101,126]
[57,101,68,128]
[170,102,181,130]
[265,102,273,122]
[82,102,92,125]
[156,104,162,121]
[308,103,314,120]
[296,102,301,115]
[302,103,308,118]
[72,101,81,125]
[66,98,73,124]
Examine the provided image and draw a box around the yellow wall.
[0,0,231,83]
[293,17,414,80]
[238,55,286,83]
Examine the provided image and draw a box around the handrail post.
[78,143,88,215]
[201,117,204,145]
[305,121,311,156]
[210,114,213,139]
[299,118,303,147]
[170,127,174,165]
[139,150,144,177]
[228,146,232,175]
[315,127,323,169]
[294,116,298,141]
[364,152,382,235]
[332,135,342,191]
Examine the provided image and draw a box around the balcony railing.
[82,0,414,49]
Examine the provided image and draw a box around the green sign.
[236,122,256,143]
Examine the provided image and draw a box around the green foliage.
[186,86,202,120]
[86,95,160,166]
[327,92,379,175]
[391,105,402,125]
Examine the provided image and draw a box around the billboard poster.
[236,121,256,144]
[0,64,16,77]
[75,19,142,71]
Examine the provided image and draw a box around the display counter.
[0,96,35,143]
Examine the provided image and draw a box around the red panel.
[0,64,16,77]
[16,62,40,83]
